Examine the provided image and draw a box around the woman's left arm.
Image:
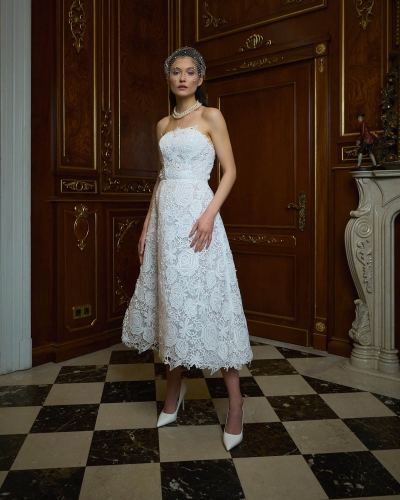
[189,108,237,252]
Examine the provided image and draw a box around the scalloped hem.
[121,337,252,375]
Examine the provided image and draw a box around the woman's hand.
[189,210,216,252]
[138,225,148,265]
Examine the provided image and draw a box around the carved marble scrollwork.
[349,299,371,345]
[68,0,86,53]
[355,240,373,293]
[350,178,372,218]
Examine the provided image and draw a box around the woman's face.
[168,57,203,98]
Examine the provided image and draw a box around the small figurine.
[355,113,377,169]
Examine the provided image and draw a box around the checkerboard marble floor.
[1,337,400,500]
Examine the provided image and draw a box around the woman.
[122,47,253,451]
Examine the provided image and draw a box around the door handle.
[287,191,306,232]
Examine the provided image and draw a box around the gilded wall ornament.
[315,43,326,55]
[238,34,272,52]
[203,2,228,28]
[315,322,326,332]
[101,109,112,175]
[116,277,130,306]
[115,219,139,252]
[318,57,325,73]
[62,180,96,192]
[227,56,283,72]
[73,204,89,251]
[287,191,306,232]
[229,235,284,245]
[354,0,374,30]
[284,0,302,4]
[68,0,87,53]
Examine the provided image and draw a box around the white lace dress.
[122,126,253,373]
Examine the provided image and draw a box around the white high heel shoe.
[157,381,187,427]
[223,405,244,451]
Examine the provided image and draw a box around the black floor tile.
[0,467,85,500]
[154,363,204,380]
[229,422,300,458]
[0,385,52,407]
[87,428,159,466]
[302,376,363,394]
[305,451,400,498]
[0,435,27,470]
[161,459,245,500]
[276,346,323,358]
[54,366,108,384]
[101,380,156,403]
[248,359,298,376]
[109,350,154,364]
[205,377,264,399]
[30,404,99,433]
[343,416,400,450]
[372,393,400,416]
[267,394,339,421]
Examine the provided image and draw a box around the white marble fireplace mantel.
[344,170,400,381]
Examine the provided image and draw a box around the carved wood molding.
[68,0,87,53]
[115,219,139,252]
[116,276,130,306]
[103,177,155,193]
[354,0,374,30]
[101,109,112,175]
[226,56,284,72]
[61,179,97,193]
[203,2,228,28]
[238,34,272,52]
[227,234,296,248]
[73,204,89,250]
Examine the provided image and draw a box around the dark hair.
[169,84,208,110]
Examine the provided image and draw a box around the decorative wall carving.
[61,180,97,193]
[73,204,89,250]
[116,277,130,306]
[354,0,374,30]
[203,2,228,28]
[355,240,373,293]
[284,0,302,4]
[101,109,112,175]
[238,34,272,52]
[316,322,326,332]
[318,57,325,73]
[227,56,283,72]
[68,0,87,53]
[349,299,371,345]
[315,43,326,55]
[115,219,139,252]
[228,234,296,247]
[287,191,306,232]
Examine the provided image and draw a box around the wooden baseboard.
[327,336,352,358]
[312,332,327,351]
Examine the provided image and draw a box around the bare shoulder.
[202,106,225,124]
[156,116,171,138]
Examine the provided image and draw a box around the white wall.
[0,0,32,374]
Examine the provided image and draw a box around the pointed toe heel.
[157,382,186,428]
[223,405,244,451]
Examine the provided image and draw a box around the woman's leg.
[221,368,244,434]
[163,365,182,413]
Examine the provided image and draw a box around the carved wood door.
[208,61,313,345]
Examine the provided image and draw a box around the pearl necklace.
[172,100,202,120]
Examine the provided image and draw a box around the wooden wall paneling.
[313,42,329,350]
[55,202,103,361]
[31,0,57,365]
[100,0,169,194]
[195,0,327,42]
[106,208,147,325]
[57,0,97,172]
[340,0,388,137]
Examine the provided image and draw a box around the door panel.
[208,62,313,345]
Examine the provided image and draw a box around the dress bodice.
[158,126,215,181]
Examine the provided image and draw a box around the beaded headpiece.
[164,46,206,78]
